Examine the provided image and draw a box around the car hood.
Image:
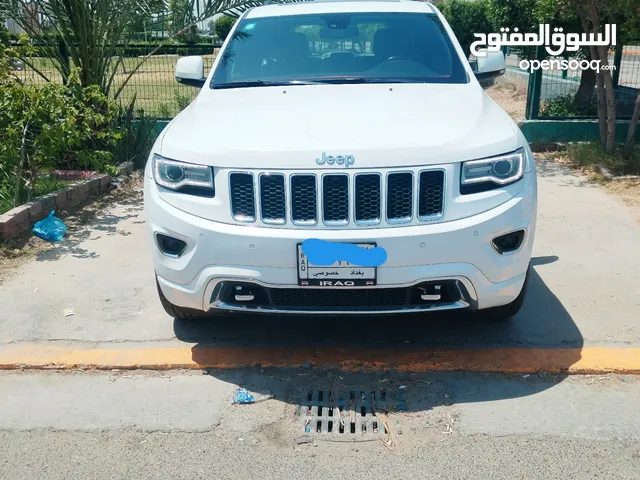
[160,82,519,169]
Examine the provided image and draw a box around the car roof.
[244,0,437,19]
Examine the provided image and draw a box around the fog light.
[156,233,187,257]
[492,230,525,254]
[234,285,255,302]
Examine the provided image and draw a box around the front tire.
[477,265,530,321]
[156,276,211,320]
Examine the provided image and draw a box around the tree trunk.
[593,70,607,147]
[624,92,640,158]
[588,1,616,154]
[574,66,596,113]
[599,45,616,154]
[602,69,617,154]
[578,8,607,148]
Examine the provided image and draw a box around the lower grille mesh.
[269,288,409,310]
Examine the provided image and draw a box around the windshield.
[210,12,469,88]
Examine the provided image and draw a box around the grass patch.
[563,143,640,176]
[0,177,75,215]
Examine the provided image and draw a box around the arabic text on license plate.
[296,243,377,287]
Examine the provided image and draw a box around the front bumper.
[145,172,536,314]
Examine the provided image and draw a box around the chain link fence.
[504,43,640,120]
[14,44,219,118]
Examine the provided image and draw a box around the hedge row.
[113,43,220,58]
[7,37,221,58]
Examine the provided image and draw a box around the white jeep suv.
[144,0,537,320]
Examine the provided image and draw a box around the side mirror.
[470,49,506,82]
[176,56,206,88]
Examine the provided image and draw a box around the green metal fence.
[15,44,219,118]
[14,41,640,121]
[517,43,640,120]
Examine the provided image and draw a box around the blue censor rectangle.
[301,239,387,267]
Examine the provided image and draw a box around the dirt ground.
[597,178,640,224]
[485,81,528,121]
[537,149,640,225]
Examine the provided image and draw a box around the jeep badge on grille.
[316,152,355,167]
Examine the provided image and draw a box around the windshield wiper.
[308,77,370,84]
[212,79,327,89]
[211,77,382,89]
[297,77,422,84]
[212,77,433,89]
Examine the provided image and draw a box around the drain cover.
[297,389,389,435]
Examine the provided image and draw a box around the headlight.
[153,154,215,197]
[460,149,524,194]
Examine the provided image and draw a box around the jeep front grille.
[259,174,286,224]
[228,168,445,227]
[322,175,349,225]
[355,174,381,224]
[291,175,317,224]
[419,170,445,219]
[386,172,413,223]
[229,173,256,221]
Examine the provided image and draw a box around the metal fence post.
[612,44,622,89]
[525,66,534,119]
[525,46,543,120]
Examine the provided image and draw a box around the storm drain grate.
[297,390,389,435]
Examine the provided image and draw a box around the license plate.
[297,243,377,287]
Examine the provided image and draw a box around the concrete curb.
[520,119,640,144]
[0,161,133,241]
[595,164,640,181]
[0,345,639,374]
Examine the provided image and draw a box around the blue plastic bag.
[232,388,255,404]
[33,210,67,242]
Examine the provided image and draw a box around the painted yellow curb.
[1,344,639,374]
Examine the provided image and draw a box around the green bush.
[540,93,598,118]
[154,90,193,119]
[214,16,235,42]
[173,89,192,112]
[157,102,173,119]
[0,54,125,209]
[110,96,158,169]
[440,0,493,56]
[113,43,214,58]
[15,42,215,59]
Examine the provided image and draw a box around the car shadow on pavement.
[174,256,583,414]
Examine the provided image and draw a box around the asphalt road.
[1,371,639,479]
